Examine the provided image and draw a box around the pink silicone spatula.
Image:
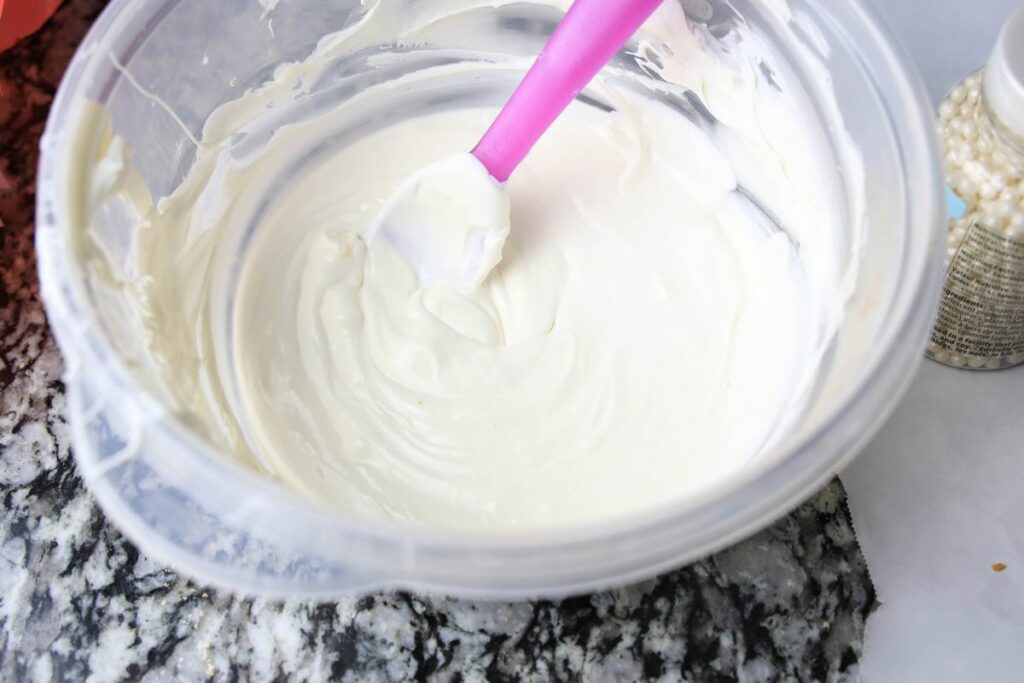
[371,0,664,289]
[472,0,665,182]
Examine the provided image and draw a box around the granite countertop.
[0,1,875,680]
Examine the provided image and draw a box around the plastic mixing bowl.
[36,0,943,598]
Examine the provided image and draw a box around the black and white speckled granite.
[0,2,875,680]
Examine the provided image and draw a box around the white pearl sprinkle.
[1008,214,1024,240]
[957,177,978,199]
[995,200,1016,219]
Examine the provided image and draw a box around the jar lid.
[984,8,1024,140]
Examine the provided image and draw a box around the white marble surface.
[845,1,1024,680]
[845,364,1024,682]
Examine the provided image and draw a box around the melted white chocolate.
[79,0,862,530]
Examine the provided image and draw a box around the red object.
[0,0,64,52]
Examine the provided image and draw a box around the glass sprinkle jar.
[927,9,1024,370]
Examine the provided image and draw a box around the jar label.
[931,219,1024,360]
